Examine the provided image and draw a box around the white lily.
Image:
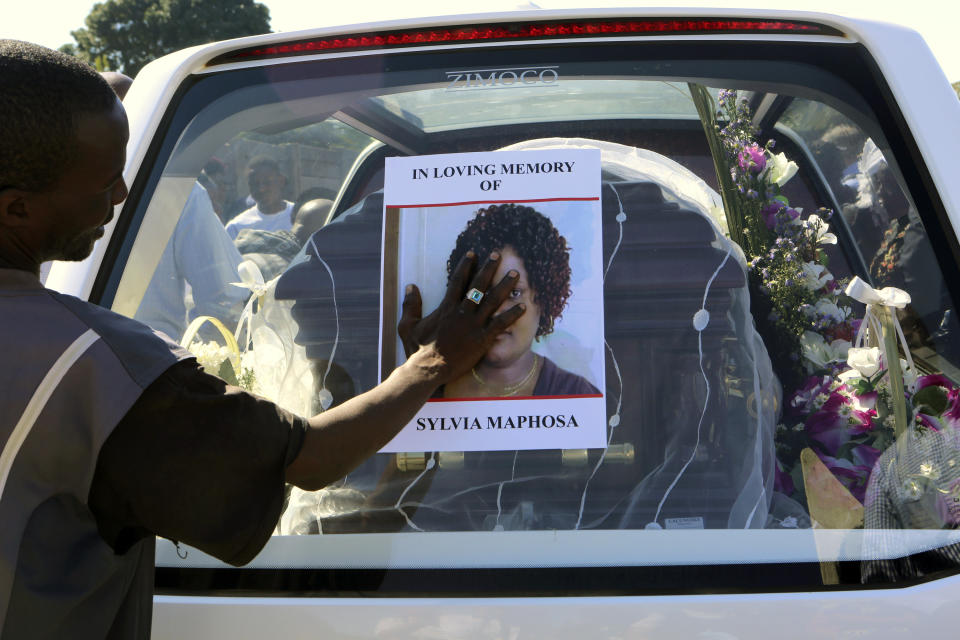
[801,330,851,368]
[766,151,799,187]
[805,298,849,324]
[847,346,881,378]
[804,214,838,245]
[800,261,833,291]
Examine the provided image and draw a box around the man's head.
[246,156,287,214]
[291,198,332,245]
[0,41,129,270]
[100,71,133,100]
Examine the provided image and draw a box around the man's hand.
[397,250,525,385]
[287,251,526,490]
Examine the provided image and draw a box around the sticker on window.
[378,149,606,452]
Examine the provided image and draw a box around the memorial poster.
[379,149,606,452]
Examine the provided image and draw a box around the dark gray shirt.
[89,358,307,565]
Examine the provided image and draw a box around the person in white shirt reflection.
[225,156,294,240]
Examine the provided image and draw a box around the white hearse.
[46,7,960,638]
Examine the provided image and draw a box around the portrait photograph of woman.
[439,202,600,399]
[378,148,606,453]
[386,199,605,401]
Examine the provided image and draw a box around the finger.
[477,268,519,317]
[441,251,476,309]
[459,251,501,312]
[484,303,526,338]
[397,284,422,344]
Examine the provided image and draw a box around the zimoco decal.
[445,66,559,91]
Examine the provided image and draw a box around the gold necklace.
[471,354,540,397]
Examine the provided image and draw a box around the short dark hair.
[247,155,282,174]
[0,40,117,192]
[447,203,572,337]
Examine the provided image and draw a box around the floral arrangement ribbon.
[230,259,269,352]
[845,276,914,438]
[179,314,242,374]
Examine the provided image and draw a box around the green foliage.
[66,0,271,76]
[913,385,949,417]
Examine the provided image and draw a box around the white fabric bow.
[845,276,910,309]
[231,259,269,351]
[844,276,915,388]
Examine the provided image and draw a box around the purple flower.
[738,143,767,174]
[936,477,960,525]
[761,202,783,229]
[791,375,832,413]
[848,409,877,435]
[806,393,851,454]
[916,413,941,432]
[944,388,960,428]
[852,444,882,470]
[917,374,954,390]
[852,390,878,411]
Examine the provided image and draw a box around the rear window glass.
[105,39,960,592]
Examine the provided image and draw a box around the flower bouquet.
[690,85,960,514]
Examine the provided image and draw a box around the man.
[225,156,295,240]
[0,40,523,639]
[197,157,229,221]
[133,180,249,341]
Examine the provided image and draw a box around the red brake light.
[208,18,841,65]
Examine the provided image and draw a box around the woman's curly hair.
[447,203,571,338]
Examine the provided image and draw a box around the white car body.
[44,7,960,638]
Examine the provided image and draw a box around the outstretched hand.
[398,251,525,385]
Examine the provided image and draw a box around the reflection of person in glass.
[442,203,599,398]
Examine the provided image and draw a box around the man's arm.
[286,250,523,490]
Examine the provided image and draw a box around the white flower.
[814,392,830,410]
[766,151,799,186]
[804,214,837,245]
[800,261,833,291]
[902,360,918,390]
[709,205,729,235]
[805,298,849,324]
[838,368,863,384]
[188,340,232,373]
[847,346,881,378]
[801,330,851,367]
